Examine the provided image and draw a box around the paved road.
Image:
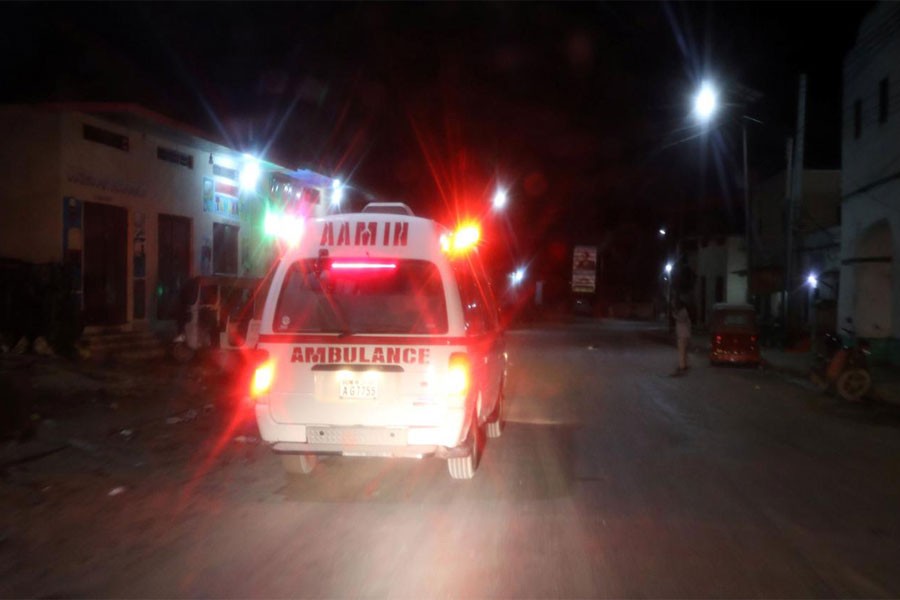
[3,320,900,597]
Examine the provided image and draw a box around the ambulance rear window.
[273,259,448,335]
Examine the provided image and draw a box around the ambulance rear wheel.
[485,387,504,439]
[448,413,481,480]
[282,453,317,475]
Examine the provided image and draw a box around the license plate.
[339,380,377,400]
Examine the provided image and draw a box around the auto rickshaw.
[708,303,761,366]
[171,275,269,363]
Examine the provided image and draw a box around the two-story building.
[840,2,900,364]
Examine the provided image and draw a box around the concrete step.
[81,330,169,362]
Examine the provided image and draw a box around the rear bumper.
[255,403,467,456]
[710,350,760,364]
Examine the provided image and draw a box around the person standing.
[674,300,692,373]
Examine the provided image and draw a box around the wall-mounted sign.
[66,168,145,197]
[203,176,240,220]
[572,245,597,293]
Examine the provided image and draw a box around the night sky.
[0,1,874,302]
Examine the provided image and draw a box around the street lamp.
[492,188,508,211]
[664,262,674,330]
[693,81,756,304]
[693,82,718,123]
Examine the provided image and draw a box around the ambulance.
[250,203,507,479]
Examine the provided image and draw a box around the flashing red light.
[441,222,481,256]
[331,261,398,271]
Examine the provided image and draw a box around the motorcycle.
[810,318,872,402]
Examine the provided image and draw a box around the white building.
[0,103,336,333]
[840,2,900,364]
[692,234,747,327]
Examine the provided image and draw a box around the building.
[751,169,841,335]
[839,1,900,364]
[0,103,338,336]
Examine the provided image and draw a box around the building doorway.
[83,202,128,326]
[158,214,191,319]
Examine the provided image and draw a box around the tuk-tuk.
[171,275,269,363]
[709,303,761,366]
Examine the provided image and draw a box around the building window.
[157,146,194,169]
[83,124,129,151]
[879,78,889,124]
[213,223,239,275]
[854,100,862,139]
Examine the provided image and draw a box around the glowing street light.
[510,267,525,286]
[694,81,718,123]
[492,188,508,210]
[807,273,818,289]
[665,262,673,276]
[659,228,667,238]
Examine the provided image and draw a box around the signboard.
[572,245,597,293]
[203,176,240,220]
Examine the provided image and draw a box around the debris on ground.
[12,337,29,354]
[33,337,53,356]
[108,486,126,497]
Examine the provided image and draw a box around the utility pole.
[783,73,806,340]
[743,118,751,304]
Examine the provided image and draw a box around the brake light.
[715,335,723,344]
[251,360,275,398]
[331,261,397,271]
[447,353,471,399]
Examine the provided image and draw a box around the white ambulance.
[250,203,507,479]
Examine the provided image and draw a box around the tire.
[836,368,872,402]
[171,342,195,363]
[448,413,482,480]
[281,453,318,475]
[485,387,504,439]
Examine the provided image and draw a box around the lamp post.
[693,82,757,305]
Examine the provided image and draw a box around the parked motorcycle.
[810,318,872,402]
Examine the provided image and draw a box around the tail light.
[715,335,723,345]
[750,335,758,343]
[251,358,275,400]
[446,352,471,403]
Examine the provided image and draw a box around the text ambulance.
[250,203,507,479]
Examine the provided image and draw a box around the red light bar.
[331,261,397,271]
